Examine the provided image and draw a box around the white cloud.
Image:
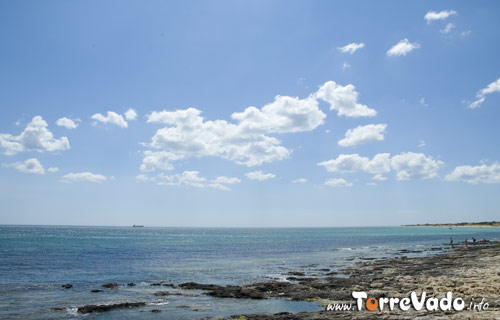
[319,152,443,180]
[418,140,426,148]
[56,117,79,129]
[47,167,59,173]
[139,150,184,172]
[143,81,376,169]
[424,10,457,24]
[157,171,206,188]
[460,30,471,37]
[441,23,455,34]
[124,108,138,121]
[469,77,500,109]
[209,176,242,191]
[137,172,241,190]
[444,163,500,184]
[419,97,428,106]
[387,39,420,56]
[91,109,137,128]
[3,158,45,174]
[0,116,70,155]
[318,153,391,174]
[338,42,365,55]
[338,123,387,147]
[147,108,290,167]
[231,95,326,134]
[292,178,307,183]
[136,174,154,182]
[245,170,276,181]
[62,172,106,183]
[315,81,377,117]
[212,176,242,184]
[342,62,351,70]
[371,174,387,181]
[325,178,353,187]
[391,152,443,180]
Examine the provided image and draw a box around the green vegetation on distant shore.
[404,221,500,227]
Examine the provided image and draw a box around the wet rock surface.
[77,302,146,314]
[196,243,500,319]
[102,282,119,289]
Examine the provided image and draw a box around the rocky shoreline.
[194,242,500,319]
[53,242,499,319]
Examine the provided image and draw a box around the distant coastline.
[404,221,500,227]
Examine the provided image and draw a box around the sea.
[1,225,499,319]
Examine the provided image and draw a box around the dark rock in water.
[91,289,103,293]
[287,271,306,276]
[102,283,119,289]
[178,282,222,291]
[50,306,66,311]
[153,291,170,296]
[127,283,136,286]
[61,284,72,289]
[78,302,146,314]
[163,283,175,287]
[151,309,162,313]
[151,281,163,286]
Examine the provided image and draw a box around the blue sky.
[1,0,500,227]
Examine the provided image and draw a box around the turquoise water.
[1,225,499,319]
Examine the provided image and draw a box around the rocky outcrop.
[77,302,146,314]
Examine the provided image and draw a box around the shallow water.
[1,225,499,319]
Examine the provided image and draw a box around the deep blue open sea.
[1,225,499,319]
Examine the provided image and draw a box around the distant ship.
[132,225,144,228]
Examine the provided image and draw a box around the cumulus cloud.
[139,150,184,172]
[325,178,353,187]
[3,158,45,174]
[56,117,79,129]
[62,172,106,183]
[47,167,59,173]
[338,124,387,147]
[318,153,391,174]
[0,116,70,155]
[245,170,276,181]
[143,81,375,169]
[292,178,307,183]
[209,176,242,191]
[319,152,443,180]
[338,42,365,55]
[124,108,138,121]
[147,108,290,167]
[387,39,420,56]
[137,171,241,190]
[391,152,443,180]
[469,77,500,109]
[91,111,128,128]
[424,10,457,24]
[444,163,500,184]
[315,81,377,117]
[231,95,326,134]
[156,171,206,187]
[92,108,137,128]
[371,173,387,181]
[419,97,428,107]
[441,22,455,34]
[342,62,351,70]
[460,30,471,37]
